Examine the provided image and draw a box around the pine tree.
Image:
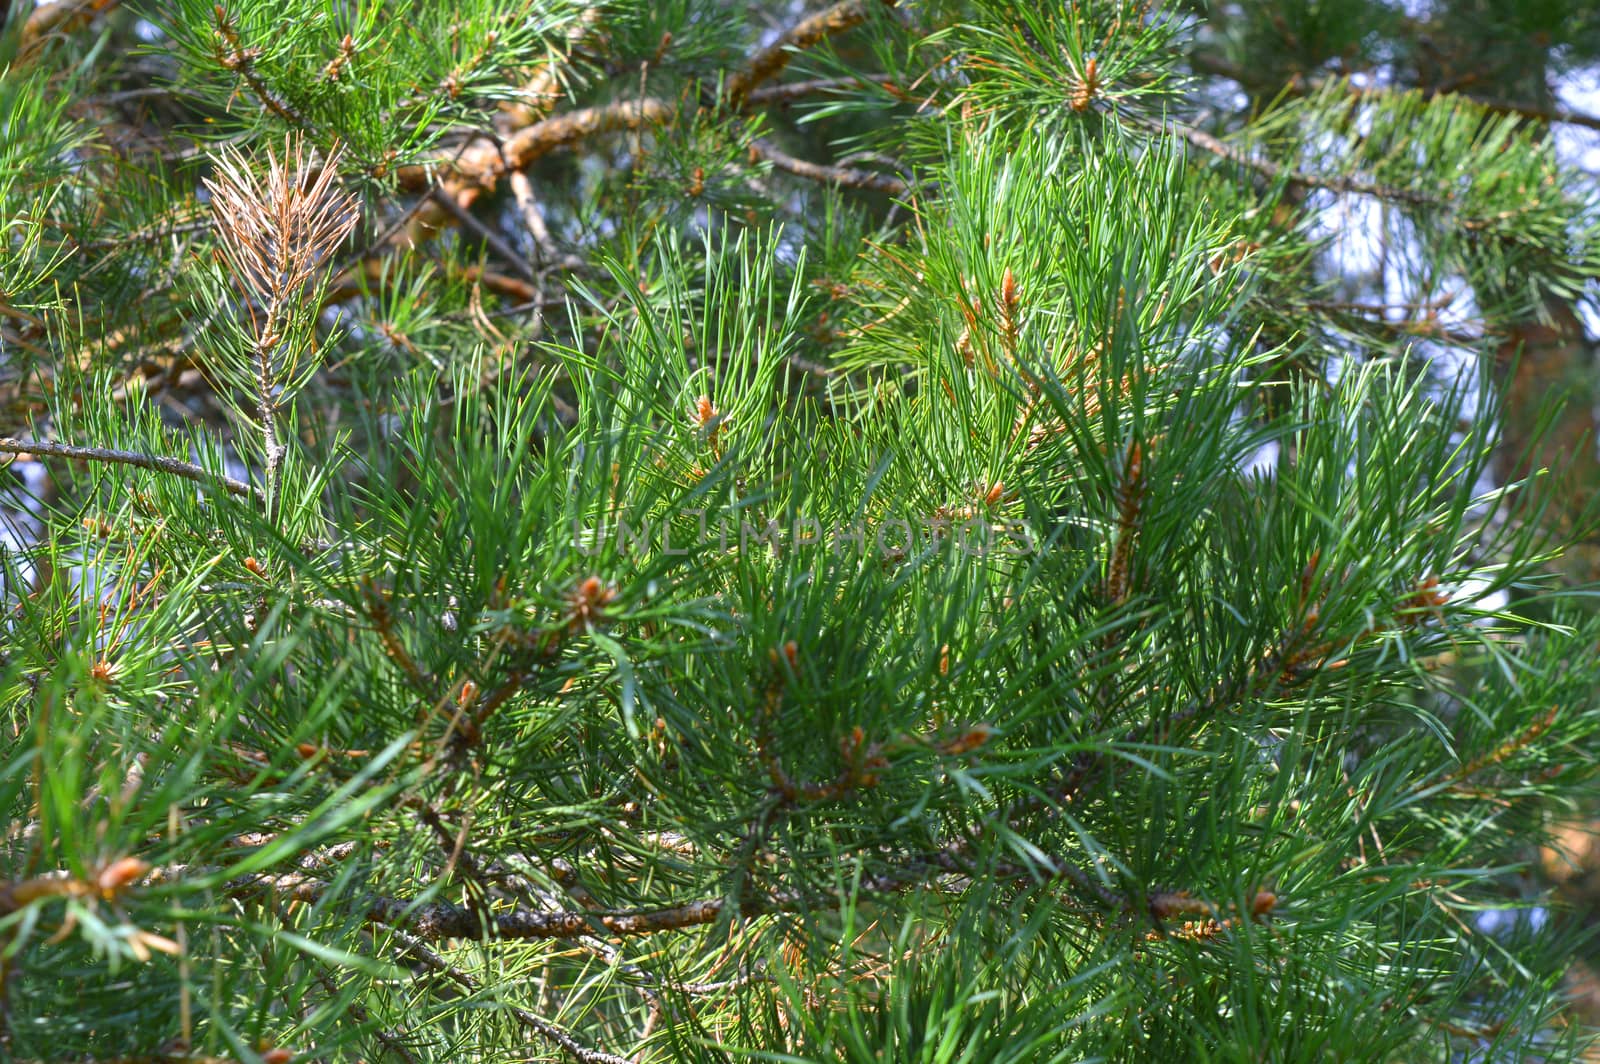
[2,1,1599,1060]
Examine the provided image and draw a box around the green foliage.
[2,1,1599,1061]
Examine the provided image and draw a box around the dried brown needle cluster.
[205,134,358,490]
[205,133,357,318]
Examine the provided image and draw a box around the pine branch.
[210,5,307,127]
[241,869,743,939]
[10,1,1598,1055]
[1300,299,1489,347]
[1444,706,1561,791]
[1190,51,1600,134]
[216,831,1137,946]
[388,928,634,1064]
[311,969,421,1064]
[396,0,898,215]
[500,5,608,127]
[362,0,909,290]
[1156,116,1444,207]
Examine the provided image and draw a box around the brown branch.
[506,97,679,179]
[724,0,898,106]
[232,872,778,943]
[230,829,1128,946]
[466,264,545,303]
[743,73,898,108]
[366,0,905,287]
[1106,441,1144,606]
[396,98,673,198]
[321,258,545,308]
[0,437,255,499]
[0,302,46,329]
[749,138,908,196]
[18,0,120,64]
[1461,92,1600,135]
[393,98,675,248]
[358,579,436,696]
[1301,294,1456,315]
[396,0,895,208]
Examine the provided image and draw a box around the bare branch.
[426,185,537,283]
[743,73,898,107]
[749,138,908,196]
[0,437,255,500]
[509,170,559,267]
